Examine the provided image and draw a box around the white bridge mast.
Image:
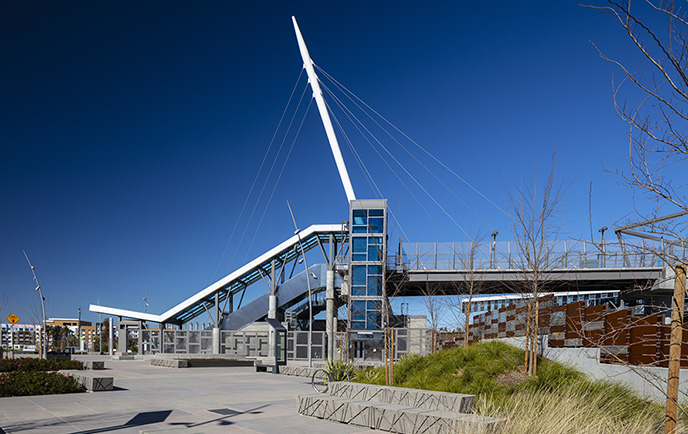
[292,16,357,203]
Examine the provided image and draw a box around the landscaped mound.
[0,358,83,397]
[351,341,680,434]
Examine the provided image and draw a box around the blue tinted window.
[352,301,366,317]
[367,276,382,296]
[352,265,366,286]
[368,265,382,275]
[352,253,367,262]
[352,285,366,296]
[368,217,384,233]
[370,236,384,246]
[353,227,368,234]
[351,321,366,330]
[352,237,366,252]
[353,210,366,226]
[367,245,380,261]
[369,209,384,217]
[366,311,380,329]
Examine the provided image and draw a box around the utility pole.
[666,263,687,434]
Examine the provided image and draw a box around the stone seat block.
[329,382,475,413]
[151,358,189,368]
[83,360,105,370]
[62,370,113,392]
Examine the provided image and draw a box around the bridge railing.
[390,240,676,271]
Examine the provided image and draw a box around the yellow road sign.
[6,313,20,325]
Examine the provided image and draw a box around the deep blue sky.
[0,1,663,325]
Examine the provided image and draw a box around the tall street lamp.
[23,251,47,359]
[599,226,608,267]
[287,201,314,368]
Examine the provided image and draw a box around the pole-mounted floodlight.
[23,251,47,359]
[490,231,498,269]
[599,227,608,268]
[287,200,314,368]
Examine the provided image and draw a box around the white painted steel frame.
[89,223,343,323]
[292,16,356,203]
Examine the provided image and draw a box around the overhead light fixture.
[310,272,318,279]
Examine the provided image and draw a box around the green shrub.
[0,371,82,397]
[0,358,83,372]
[354,367,385,384]
[324,359,355,381]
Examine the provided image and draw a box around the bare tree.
[506,154,570,375]
[585,2,688,431]
[444,238,487,348]
[420,281,446,353]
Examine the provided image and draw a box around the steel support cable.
[323,84,436,243]
[324,89,384,200]
[213,70,305,280]
[327,95,412,244]
[316,65,507,218]
[228,81,311,273]
[321,84,450,241]
[319,80,468,239]
[242,98,315,264]
[319,70,498,230]
[321,79,494,232]
[322,86,416,242]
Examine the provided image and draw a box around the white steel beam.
[292,16,357,203]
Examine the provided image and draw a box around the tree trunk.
[666,264,687,434]
[524,300,532,374]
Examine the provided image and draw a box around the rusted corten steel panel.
[565,302,585,340]
[629,315,660,365]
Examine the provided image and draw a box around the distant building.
[1,323,39,351]
[462,290,621,314]
[46,318,99,352]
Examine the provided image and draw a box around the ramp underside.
[221,263,342,330]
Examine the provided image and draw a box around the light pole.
[23,251,47,359]
[490,231,498,269]
[598,226,608,268]
[287,201,314,367]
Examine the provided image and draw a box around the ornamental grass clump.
[0,371,81,397]
[474,385,677,434]
[350,341,684,433]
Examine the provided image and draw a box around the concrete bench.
[150,358,189,368]
[62,370,113,392]
[280,366,320,378]
[297,382,502,434]
[83,360,105,370]
[254,361,279,374]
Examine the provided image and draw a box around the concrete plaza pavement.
[0,357,382,434]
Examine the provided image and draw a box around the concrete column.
[326,269,335,360]
[212,327,221,354]
[214,292,220,328]
[268,260,278,319]
[268,295,277,319]
[108,317,113,356]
